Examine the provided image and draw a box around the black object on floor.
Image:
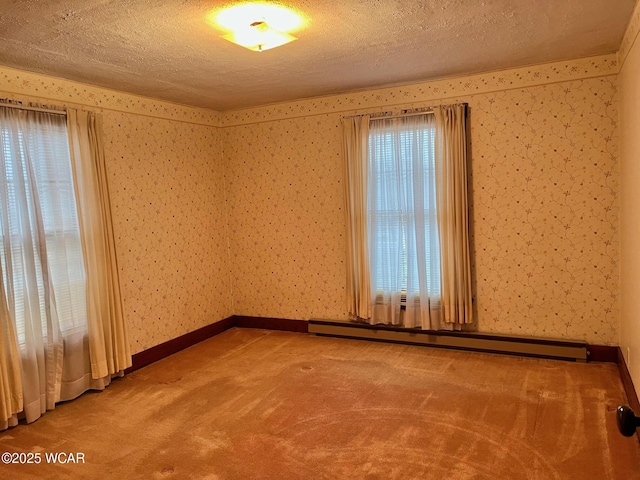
[617,405,640,437]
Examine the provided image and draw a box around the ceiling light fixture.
[223,19,296,52]
[214,3,305,52]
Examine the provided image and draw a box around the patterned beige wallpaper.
[0,53,623,349]
[103,113,232,353]
[470,79,618,343]
[224,74,619,345]
[224,116,346,320]
[0,68,231,355]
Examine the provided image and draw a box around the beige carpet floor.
[1,328,639,479]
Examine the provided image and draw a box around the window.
[343,104,471,328]
[0,107,87,345]
[367,114,441,300]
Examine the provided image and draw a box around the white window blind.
[367,114,441,298]
[0,107,87,345]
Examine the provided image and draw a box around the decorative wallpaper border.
[221,54,618,127]
[0,52,622,128]
[619,0,640,68]
[0,65,221,127]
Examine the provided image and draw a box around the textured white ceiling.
[0,0,636,111]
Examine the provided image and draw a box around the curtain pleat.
[0,271,22,428]
[341,115,372,320]
[434,105,473,325]
[67,109,131,378]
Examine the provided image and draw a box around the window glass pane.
[368,115,440,297]
[0,108,87,345]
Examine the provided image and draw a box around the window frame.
[367,114,441,304]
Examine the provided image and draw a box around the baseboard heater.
[308,319,588,362]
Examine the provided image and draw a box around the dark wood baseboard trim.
[617,347,640,412]
[588,345,640,441]
[125,316,308,374]
[586,345,640,418]
[587,344,619,363]
[233,315,309,333]
[581,342,640,422]
[125,316,235,374]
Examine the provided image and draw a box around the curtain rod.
[342,109,433,120]
[369,110,435,121]
[342,102,468,121]
[0,102,67,116]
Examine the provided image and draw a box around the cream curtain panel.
[0,104,130,431]
[0,270,21,425]
[342,104,473,329]
[341,115,372,321]
[67,109,131,378]
[434,105,473,326]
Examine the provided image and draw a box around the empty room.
[1,0,640,478]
